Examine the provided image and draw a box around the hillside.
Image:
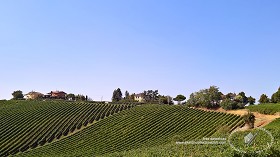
[101,118,280,157]
[246,103,280,115]
[0,100,134,156]
[195,106,280,128]
[16,104,243,157]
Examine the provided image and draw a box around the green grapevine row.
[17,105,243,157]
[0,100,135,156]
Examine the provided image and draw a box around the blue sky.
[0,0,279,101]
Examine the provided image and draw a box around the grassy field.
[0,100,134,156]
[246,103,280,115]
[15,104,242,157]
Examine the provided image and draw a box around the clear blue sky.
[0,0,279,101]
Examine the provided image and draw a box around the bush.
[242,111,255,129]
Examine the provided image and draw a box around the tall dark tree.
[12,90,24,100]
[258,94,270,104]
[112,88,122,102]
[125,91,130,99]
[173,94,186,105]
[247,96,256,105]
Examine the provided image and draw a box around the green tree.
[225,92,236,100]
[159,95,173,105]
[125,91,130,99]
[247,96,256,105]
[238,92,248,105]
[220,98,238,110]
[271,87,280,103]
[208,86,222,107]
[76,94,86,101]
[143,90,159,103]
[66,93,76,101]
[234,95,243,103]
[12,90,24,100]
[186,93,198,107]
[258,94,270,104]
[112,88,122,102]
[173,94,186,105]
[186,86,222,108]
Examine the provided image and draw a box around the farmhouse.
[24,91,44,100]
[45,91,67,99]
[134,93,144,102]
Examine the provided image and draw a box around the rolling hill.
[14,104,243,157]
[0,100,134,156]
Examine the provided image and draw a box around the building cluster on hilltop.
[25,91,67,100]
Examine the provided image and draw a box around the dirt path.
[194,107,280,127]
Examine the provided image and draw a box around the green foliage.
[0,100,134,156]
[248,96,256,105]
[124,90,130,99]
[17,105,242,157]
[220,98,239,110]
[242,111,255,128]
[75,94,86,101]
[238,92,248,105]
[271,87,280,103]
[112,88,122,102]
[143,90,159,103]
[225,92,236,99]
[246,103,280,115]
[220,93,254,110]
[259,94,270,104]
[173,94,186,105]
[66,93,75,100]
[186,86,222,108]
[12,90,24,100]
[159,95,173,105]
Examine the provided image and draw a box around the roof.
[135,93,144,97]
[25,91,43,96]
[48,91,67,94]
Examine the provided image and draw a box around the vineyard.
[16,104,244,157]
[103,118,280,157]
[246,103,280,115]
[0,100,135,156]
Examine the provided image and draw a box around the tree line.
[259,87,280,104]
[186,86,280,110]
[112,88,177,105]
[112,86,280,110]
